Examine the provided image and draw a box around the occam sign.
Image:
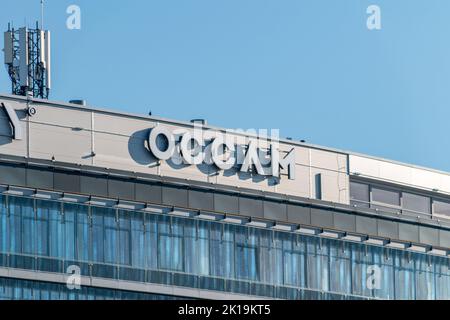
[147,126,296,180]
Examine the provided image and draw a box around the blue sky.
[1,1,450,172]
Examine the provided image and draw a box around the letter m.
[272,146,296,180]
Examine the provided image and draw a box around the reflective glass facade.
[0,194,450,300]
[0,277,182,300]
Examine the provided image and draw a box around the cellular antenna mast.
[3,19,51,99]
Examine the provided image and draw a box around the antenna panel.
[18,27,29,87]
[3,31,13,64]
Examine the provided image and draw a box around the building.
[0,93,449,300]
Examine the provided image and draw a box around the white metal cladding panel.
[0,135,28,157]
[29,122,92,165]
[159,160,211,184]
[311,167,349,204]
[274,164,310,198]
[0,97,353,204]
[32,103,92,129]
[310,148,347,173]
[94,113,156,137]
[349,154,450,194]
[93,132,158,175]
[293,146,310,166]
[214,167,277,193]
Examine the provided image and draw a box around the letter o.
[148,126,175,160]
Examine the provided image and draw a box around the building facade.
[0,93,450,300]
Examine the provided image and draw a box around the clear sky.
[1,0,450,172]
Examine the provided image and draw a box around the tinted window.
[403,193,430,214]
[372,187,400,206]
[434,200,450,217]
[350,182,369,207]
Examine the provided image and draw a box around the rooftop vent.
[191,119,207,126]
[69,99,87,106]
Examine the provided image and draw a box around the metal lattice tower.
[4,22,51,99]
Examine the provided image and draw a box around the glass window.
[63,205,75,261]
[260,229,282,286]
[0,196,8,255]
[434,200,450,217]
[235,244,258,281]
[36,202,49,257]
[48,202,63,259]
[5,193,450,299]
[158,233,183,271]
[22,205,36,255]
[145,214,158,270]
[415,255,435,300]
[372,187,400,206]
[372,246,395,299]
[402,193,430,215]
[118,213,131,266]
[329,242,351,294]
[62,203,81,261]
[91,208,105,263]
[197,223,210,276]
[36,200,63,259]
[306,239,329,292]
[104,210,118,265]
[394,252,416,300]
[127,211,145,269]
[209,223,234,279]
[435,259,450,299]
[284,249,305,287]
[158,217,183,271]
[350,182,369,207]
[184,220,209,276]
[76,205,90,262]
[9,196,34,255]
[351,244,373,297]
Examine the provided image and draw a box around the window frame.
[369,185,402,213]
[432,198,450,220]
[349,179,446,220]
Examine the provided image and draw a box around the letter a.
[66,5,81,30]
[366,5,381,30]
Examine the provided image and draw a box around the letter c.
[211,137,235,170]
[180,132,204,165]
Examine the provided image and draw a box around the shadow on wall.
[0,136,12,146]
[0,105,28,146]
[128,129,159,168]
[128,129,280,186]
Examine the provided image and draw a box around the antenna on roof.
[3,21,52,99]
[40,0,44,29]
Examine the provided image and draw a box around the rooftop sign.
[147,125,296,181]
